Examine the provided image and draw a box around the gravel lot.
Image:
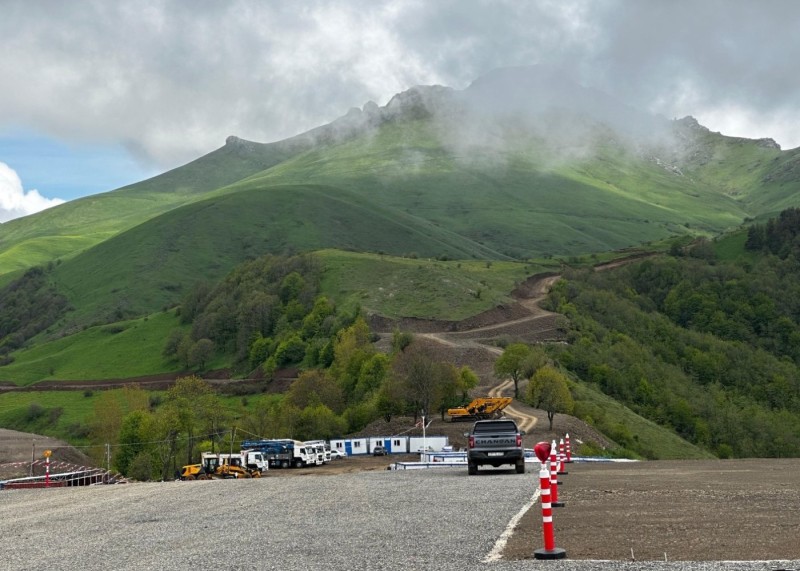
[3,460,800,571]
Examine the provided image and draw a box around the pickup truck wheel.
[515,460,525,474]
[467,462,478,476]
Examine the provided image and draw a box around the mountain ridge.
[0,66,798,330]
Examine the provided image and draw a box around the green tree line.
[542,217,800,457]
[0,263,70,363]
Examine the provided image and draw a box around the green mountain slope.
[49,185,509,328]
[0,135,312,277]
[1,65,800,376]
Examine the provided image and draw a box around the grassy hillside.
[317,249,553,319]
[235,118,751,258]
[48,185,513,329]
[0,137,311,277]
[4,251,545,383]
[1,72,799,394]
[0,311,186,386]
[570,379,714,460]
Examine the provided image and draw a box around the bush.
[47,407,64,424]
[65,422,90,440]
[128,452,155,481]
[717,443,734,459]
[25,403,45,422]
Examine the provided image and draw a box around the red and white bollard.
[558,438,568,475]
[44,449,51,487]
[565,433,573,463]
[534,458,567,559]
[549,440,564,507]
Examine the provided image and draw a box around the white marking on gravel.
[483,489,541,563]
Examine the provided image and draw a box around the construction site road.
[3,459,800,571]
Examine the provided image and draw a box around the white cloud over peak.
[0,162,65,223]
[2,0,800,175]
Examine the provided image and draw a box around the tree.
[115,410,151,475]
[88,391,123,467]
[189,338,214,370]
[330,317,374,399]
[375,380,404,423]
[162,329,186,359]
[274,334,306,366]
[165,376,220,464]
[494,343,531,398]
[240,396,281,439]
[457,366,479,401]
[521,346,550,380]
[176,335,193,368]
[295,404,347,441]
[353,353,390,402]
[526,365,574,430]
[287,369,344,413]
[392,343,458,421]
[151,405,181,480]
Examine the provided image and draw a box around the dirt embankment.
[504,459,800,562]
[0,428,94,480]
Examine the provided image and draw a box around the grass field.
[317,249,558,319]
[0,312,186,386]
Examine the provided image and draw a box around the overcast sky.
[2,0,799,221]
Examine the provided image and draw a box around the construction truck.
[241,450,269,473]
[447,397,512,422]
[241,439,314,468]
[303,440,331,464]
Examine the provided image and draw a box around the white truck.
[241,439,315,468]
[303,440,331,464]
[240,450,269,472]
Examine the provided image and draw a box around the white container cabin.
[409,436,449,453]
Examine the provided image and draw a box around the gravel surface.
[3,462,800,571]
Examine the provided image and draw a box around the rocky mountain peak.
[756,137,781,150]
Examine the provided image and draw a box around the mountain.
[1,65,800,341]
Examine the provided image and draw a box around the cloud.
[0,163,64,223]
[1,0,799,175]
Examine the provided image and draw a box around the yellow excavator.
[447,397,512,422]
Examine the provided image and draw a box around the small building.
[330,439,347,456]
[334,438,368,456]
[368,436,409,454]
[409,436,449,453]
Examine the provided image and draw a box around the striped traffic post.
[565,433,572,463]
[550,440,564,507]
[558,438,568,475]
[533,442,566,560]
[44,450,51,487]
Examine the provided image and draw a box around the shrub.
[128,452,155,481]
[25,403,45,422]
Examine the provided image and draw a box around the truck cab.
[241,450,269,473]
[466,419,525,475]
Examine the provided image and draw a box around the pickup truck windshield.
[473,421,517,433]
